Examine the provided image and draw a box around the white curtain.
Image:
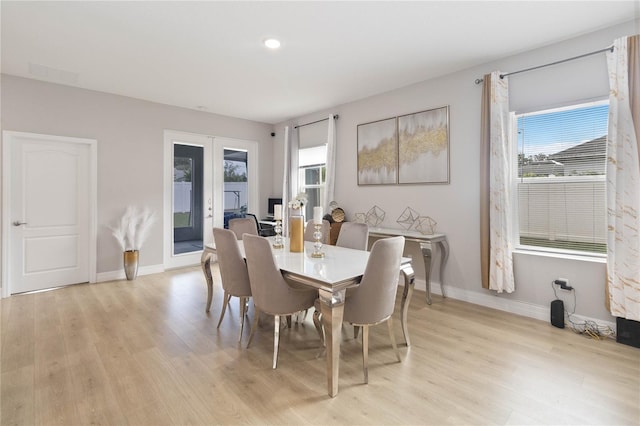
[322,115,337,212]
[606,35,640,321]
[481,71,516,293]
[281,125,299,236]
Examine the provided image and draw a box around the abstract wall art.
[397,106,449,184]
[357,117,398,185]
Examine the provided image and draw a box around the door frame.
[1,131,98,298]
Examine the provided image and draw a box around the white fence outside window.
[174,181,249,213]
[517,176,606,245]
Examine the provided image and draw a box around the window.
[516,100,608,254]
[298,145,326,219]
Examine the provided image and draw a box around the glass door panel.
[223,149,248,228]
[173,144,203,254]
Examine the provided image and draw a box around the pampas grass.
[110,206,156,251]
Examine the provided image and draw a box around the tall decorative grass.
[110,206,156,251]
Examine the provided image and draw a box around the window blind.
[516,100,608,253]
[299,145,327,167]
[298,120,328,149]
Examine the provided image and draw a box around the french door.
[163,131,258,269]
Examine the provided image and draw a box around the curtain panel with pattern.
[606,34,640,321]
[480,71,516,293]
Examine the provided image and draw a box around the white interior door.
[3,132,96,295]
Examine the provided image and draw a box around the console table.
[368,227,449,305]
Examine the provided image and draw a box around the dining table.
[200,236,415,398]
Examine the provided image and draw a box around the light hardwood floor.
[2,265,639,425]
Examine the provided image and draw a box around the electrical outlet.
[554,278,568,286]
[554,278,573,291]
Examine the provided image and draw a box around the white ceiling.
[2,1,638,124]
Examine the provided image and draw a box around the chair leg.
[247,305,260,348]
[362,325,369,384]
[387,317,401,362]
[313,309,324,346]
[273,315,281,369]
[354,325,360,339]
[286,315,292,328]
[217,292,231,328]
[238,296,247,343]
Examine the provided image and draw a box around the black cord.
[550,280,615,339]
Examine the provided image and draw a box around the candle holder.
[272,219,284,249]
[311,223,325,258]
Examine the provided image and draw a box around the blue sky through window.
[517,102,608,157]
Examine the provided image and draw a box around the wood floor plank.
[1,294,34,374]
[33,292,80,426]
[1,365,35,426]
[1,265,638,425]
[66,347,128,426]
[131,348,213,425]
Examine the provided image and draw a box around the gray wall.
[273,20,639,323]
[1,75,274,275]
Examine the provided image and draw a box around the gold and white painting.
[398,106,449,184]
[357,117,398,185]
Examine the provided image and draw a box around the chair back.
[336,222,369,250]
[213,227,252,297]
[246,213,275,237]
[228,217,258,240]
[243,234,317,315]
[343,236,405,325]
[304,220,330,244]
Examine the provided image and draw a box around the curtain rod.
[474,45,614,84]
[294,114,339,129]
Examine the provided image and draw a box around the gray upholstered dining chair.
[304,219,330,244]
[336,222,370,250]
[228,217,258,240]
[243,234,319,369]
[314,222,371,344]
[343,235,405,384]
[212,227,253,343]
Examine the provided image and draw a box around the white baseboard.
[410,278,616,331]
[94,267,617,331]
[96,263,165,283]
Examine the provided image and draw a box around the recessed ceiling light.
[264,38,281,49]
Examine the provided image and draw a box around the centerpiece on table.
[109,206,156,280]
[288,192,307,252]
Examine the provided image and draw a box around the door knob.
[13,221,27,226]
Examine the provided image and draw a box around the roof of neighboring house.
[520,160,565,177]
[549,135,607,161]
